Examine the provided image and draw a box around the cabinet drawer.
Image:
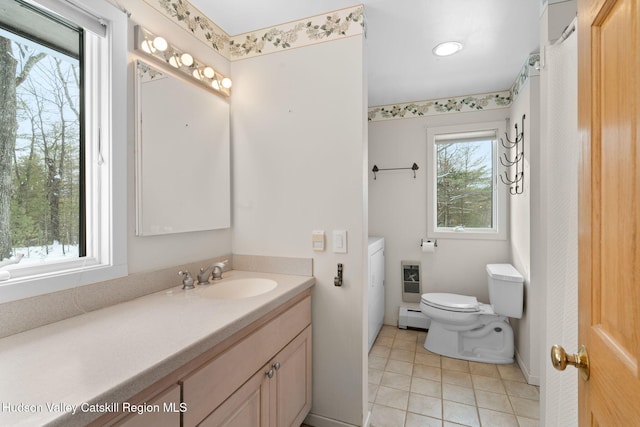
[182,296,311,427]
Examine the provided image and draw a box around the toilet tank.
[486,264,524,318]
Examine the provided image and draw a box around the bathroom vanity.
[109,291,311,427]
[181,299,310,427]
[0,270,313,427]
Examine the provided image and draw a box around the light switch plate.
[312,230,325,251]
[333,230,347,253]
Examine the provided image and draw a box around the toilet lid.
[421,293,479,312]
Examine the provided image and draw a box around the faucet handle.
[211,259,228,280]
[197,267,210,285]
[179,270,195,290]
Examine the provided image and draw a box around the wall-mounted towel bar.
[372,162,419,180]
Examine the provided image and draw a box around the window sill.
[430,229,507,241]
[0,263,127,304]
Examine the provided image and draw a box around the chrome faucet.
[197,259,228,284]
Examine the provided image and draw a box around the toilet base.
[424,317,515,364]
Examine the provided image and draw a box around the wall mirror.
[135,60,230,236]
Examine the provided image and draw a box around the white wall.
[369,109,511,326]
[121,4,370,424]
[230,36,368,426]
[509,74,541,385]
[118,0,233,274]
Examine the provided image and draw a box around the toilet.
[420,263,524,364]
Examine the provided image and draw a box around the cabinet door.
[199,325,312,427]
[198,367,270,427]
[273,326,312,427]
[182,296,311,427]
[114,384,181,427]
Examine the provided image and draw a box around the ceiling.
[187,0,541,107]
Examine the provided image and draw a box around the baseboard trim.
[303,412,360,427]
[515,348,541,386]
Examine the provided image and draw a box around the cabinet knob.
[265,369,274,379]
[272,362,281,371]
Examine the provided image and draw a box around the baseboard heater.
[398,305,430,330]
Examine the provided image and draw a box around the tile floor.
[368,325,540,427]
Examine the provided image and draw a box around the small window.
[427,121,507,239]
[0,0,127,302]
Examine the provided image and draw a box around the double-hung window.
[427,121,507,240]
[0,0,127,302]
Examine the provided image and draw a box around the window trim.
[0,0,127,303]
[426,120,508,241]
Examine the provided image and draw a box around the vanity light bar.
[134,26,232,97]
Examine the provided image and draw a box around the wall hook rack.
[500,114,525,195]
[334,263,343,287]
[372,162,419,180]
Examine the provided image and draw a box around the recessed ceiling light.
[432,41,463,57]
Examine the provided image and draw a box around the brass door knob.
[550,344,590,380]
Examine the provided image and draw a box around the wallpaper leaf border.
[511,53,540,101]
[368,53,540,122]
[368,91,512,122]
[145,0,365,60]
[145,0,539,122]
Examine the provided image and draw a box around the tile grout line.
[368,326,540,427]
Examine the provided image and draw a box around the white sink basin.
[199,278,278,299]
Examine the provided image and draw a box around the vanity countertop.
[0,270,314,426]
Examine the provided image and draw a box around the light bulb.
[141,39,155,53]
[168,55,180,68]
[221,77,232,89]
[192,69,201,79]
[432,41,463,57]
[153,36,168,52]
[203,67,215,79]
[211,80,220,90]
[181,53,194,67]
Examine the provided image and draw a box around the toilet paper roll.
[421,240,436,253]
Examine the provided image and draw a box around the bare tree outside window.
[0,28,81,263]
[436,138,493,229]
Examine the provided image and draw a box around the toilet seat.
[421,293,479,313]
